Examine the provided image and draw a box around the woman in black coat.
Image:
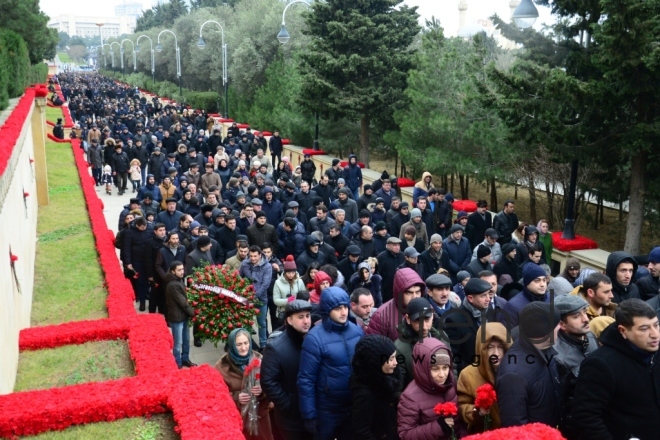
[350,335,402,440]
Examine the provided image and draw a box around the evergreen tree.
[298,0,419,166]
[0,0,57,64]
[486,0,660,253]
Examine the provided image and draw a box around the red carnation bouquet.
[434,402,458,440]
[242,358,261,435]
[187,265,258,346]
[474,383,497,431]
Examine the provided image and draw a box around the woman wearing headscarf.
[348,261,384,307]
[215,328,273,440]
[398,338,468,439]
[350,335,402,440]
[457,322,512,433]
[536,219,553,263]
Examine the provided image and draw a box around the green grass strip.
[45,107,63,124]
[30,142,107,326]
[14,340,134,392]
[48,184,79,196]
[38,223,88,243]
[23,414,179,440]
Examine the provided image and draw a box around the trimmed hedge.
[186,92,219,113]
[27,63,48,86]
[0,29,30,110]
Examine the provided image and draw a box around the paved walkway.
[96,176,223,367]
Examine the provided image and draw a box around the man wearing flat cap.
[443,278,493,373]
[261,300,313,439]
[553,295,598,438]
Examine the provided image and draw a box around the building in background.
[115,2,144,22]
[48,15,136,39]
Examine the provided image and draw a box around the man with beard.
[638,247,660,301]
[573,273,616,320]
[553,295,599,438]
[606,251,640,304]
[155,232,186,299]
[262,300,314,440]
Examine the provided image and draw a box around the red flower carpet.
[0,93,244,439]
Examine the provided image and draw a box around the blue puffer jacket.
[342,154,363,190]
[298,287,364,419]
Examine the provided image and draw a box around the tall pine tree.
[298,0,419,166]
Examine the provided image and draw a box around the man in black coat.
[337,245,362,283]
[606,251,640,304]
[269,131,283,168]
[144,223,168,315]
[185,235,214,276]
[216,215,239,252]
[246,211,279,256]
[155,232,187,285]
[419,234,451,279]
[492,200,519,246]
[111,144,130,195]
[388,201,410,238]
[121,217,153,310]
[348,225,377,261]
[377,238,405,303]
[467,200,493,249]
[326,224,349,258]
[261,300,313,440]
[638,246,660,301]
[442,278,491,373]
[312,174,333,207]
[570,299,660,439]
[497,302,561,428]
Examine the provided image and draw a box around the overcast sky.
[41,0,555,37]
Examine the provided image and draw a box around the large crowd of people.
[54,72,660,440]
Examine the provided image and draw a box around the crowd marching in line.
[52,72,660,440]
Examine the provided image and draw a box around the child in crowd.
[129,159,142,192]
[101,165,113,195]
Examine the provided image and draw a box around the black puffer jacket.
[606,251,640,304]
[261,325,307,432]
[637,274,660,301]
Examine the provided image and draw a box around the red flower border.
[0,96,244,439]
[464,423,565,439]
[551,231,598,252]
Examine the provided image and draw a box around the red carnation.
[434,402,458,417]
[475,383,497,410]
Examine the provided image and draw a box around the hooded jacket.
[295,236,327,276]
[366,268,425,341]
[309,271,333,305]
[348,261,383,307]
[606,251,640,304]
[457,323,512,433]
[397,338,467,440]
[298,287,364,419]
[412,171,434,206]
[239,253,272,302]
[342,155,362,190]
[570,323,660,440]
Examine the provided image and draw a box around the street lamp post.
[96,23,105,65]
[101,43,111,69]
[198,20,229,118]
[121,39,136,79]
[156,29,182,100]
[135,35,155,87]
[276,0,311,44]
[276,0,321,149]
[110,42,121,75]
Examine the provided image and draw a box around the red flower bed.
[0,98,244,439]
[218,118,234,123]
[464,423,565,439]
[282,138,291,145]
[302,149,326,156]
[262,131,272,136]
[0,88,35,177]
[396,177,415,188]
[552,231,598,252]
[453,200,478,213]
[236,123,250,129]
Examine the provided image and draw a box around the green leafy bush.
[185,91,219,113]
